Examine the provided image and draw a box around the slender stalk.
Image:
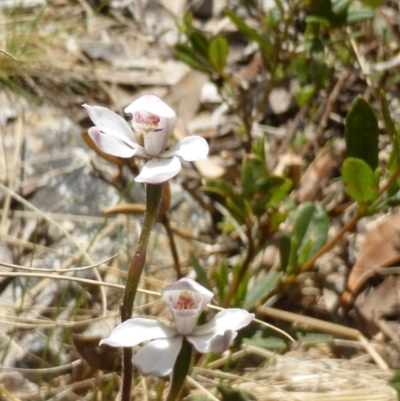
[120,183,163,401]
[222,227,254,308]
[161,215,182,279]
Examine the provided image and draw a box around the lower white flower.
[100,278,254,377]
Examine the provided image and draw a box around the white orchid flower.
[99,278,254,377]
[83,94,209,184]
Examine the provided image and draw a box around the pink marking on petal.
[134,111,144,123]
[175,291,196,310]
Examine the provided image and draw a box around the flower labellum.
[100,278,254,377]
[83,95,209,184]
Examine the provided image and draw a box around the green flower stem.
[166,338,193,401]
[120,183,164,401]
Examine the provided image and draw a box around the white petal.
[125,94,176,120]
[161,278,214,312]
[99,318,177,348]
[187,309,254,353]
[132,336,183,377]
[88,127,139,158]
[135,157,181,184]
[187,329,237,353]
[83,104,137,147]
[163,136,209,161]
[193,309,254,336]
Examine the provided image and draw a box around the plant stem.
[296,166,400,277]
[166,338,193,401]
[161,215,182,279]
[120,183,163,401]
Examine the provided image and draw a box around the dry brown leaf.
[355,276,400,330]
[344,212,400,305]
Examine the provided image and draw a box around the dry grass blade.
[0,254,118,273]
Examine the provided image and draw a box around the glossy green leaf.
[208,36,229,73]
[342,157,379,206]
[345,97,379,170]
[243,271,281,310]
[291,202,329,261]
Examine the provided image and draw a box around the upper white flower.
[99,278,254,377]
[83,94,209,184]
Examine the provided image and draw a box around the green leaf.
[331,0,351,15]
[252,137,266,162]
[205,179,247,224]
[283,234,299,275]
[233,262,250,305]
[174,43,210,73]
[244,334,287,352]
[295,84,316,107]
[189,31,210,59]
[268,177,292,208]
[225,9,273,57]
[346,7,375,24]
[243,271,281,310]
[241,154,269,201]
[341,157,379,206]
[291,202,329,261]
[297,332,335,345]
[279,232,291,272]
[213,259,229,302]
[345,97,379,170]
[190,253,212,292]
[208,36,229,73]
